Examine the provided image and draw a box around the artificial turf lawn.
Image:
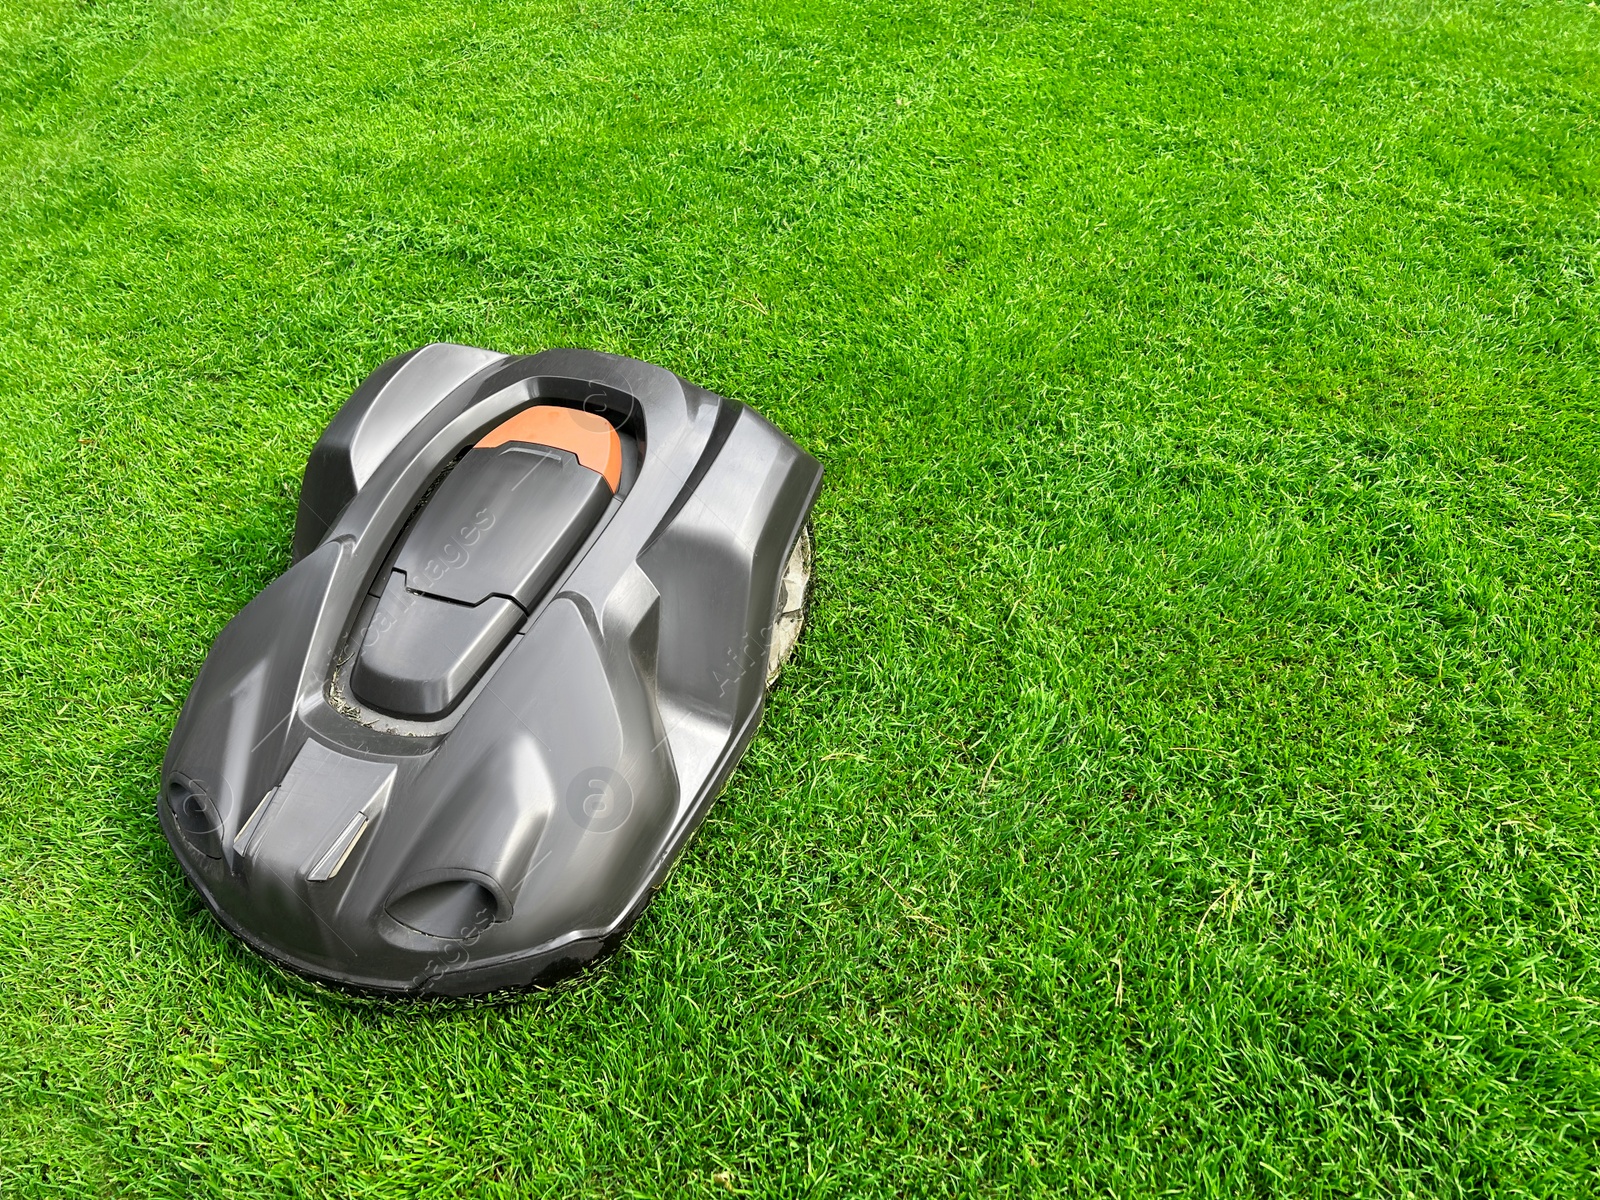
[1,0,1598,1192]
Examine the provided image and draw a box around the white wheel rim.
[766,526,812,687]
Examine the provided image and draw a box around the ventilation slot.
[388,880,498,940]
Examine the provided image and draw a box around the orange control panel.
[476,405,623,491]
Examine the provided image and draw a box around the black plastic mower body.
[160,346,821,995]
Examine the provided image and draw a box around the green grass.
[1,0,1598,1193]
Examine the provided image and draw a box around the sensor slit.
[307,813,369,882]
[232,787,279,857]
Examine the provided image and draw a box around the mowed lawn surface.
[2,0,1598,1193]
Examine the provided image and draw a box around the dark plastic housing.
[161,346,821,995]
